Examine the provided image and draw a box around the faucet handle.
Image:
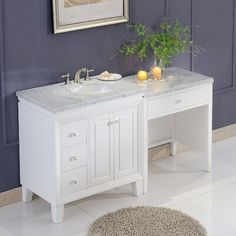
[61,73,71,85]
[85,69,95,81]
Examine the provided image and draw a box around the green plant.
[118,18,202,67]
[119,23,149,61]
[150,19,191,66]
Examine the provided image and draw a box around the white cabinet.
[89,108,138,186]
[18,68,213,225]
[18,94,146,224]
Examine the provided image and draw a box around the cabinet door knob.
[114,120,119,124]
[107,121,114,126]
[69,156,78,162]
[68,132,77,138]
[70,180,78,185]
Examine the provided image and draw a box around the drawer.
[61,144,87,172]
[148,86,210,119]
[148,94,174,119]
[60,120,86,148]
[61,166,88,196]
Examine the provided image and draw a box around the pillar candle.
[137,70,148,81]
[152,67,162,80]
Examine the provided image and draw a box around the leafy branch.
[116,18,203,67]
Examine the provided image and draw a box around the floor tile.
[74,191,128,218]
[165,200,236,236]
[213,136,236,168]
[190,182,236,224]
[148,150,236,195]
[0,198,94,236]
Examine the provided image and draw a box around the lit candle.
[137,70,148,81]
[152,67,162,80]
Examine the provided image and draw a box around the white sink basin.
[68,83,112,95]
[52,81,116,98]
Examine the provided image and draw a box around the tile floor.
[1,136,236,236]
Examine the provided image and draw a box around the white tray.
[97,73,122,81]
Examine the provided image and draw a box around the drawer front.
[61,166,88,196]
[148,86,210,119]
[173,86,210,111]
[148,94,174,119]
[61,144,87,172]
[60,120,86,148]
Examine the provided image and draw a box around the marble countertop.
[17,67,214,113]
[17,79,145,113]
[126,67,214,98]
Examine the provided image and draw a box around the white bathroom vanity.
[17,67,213,223]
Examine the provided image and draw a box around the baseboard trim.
[1,124,236,207]
[0,187,22,207]
[212,123,236,143]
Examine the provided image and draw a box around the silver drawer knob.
[70,180,78,185]
[69,156,78,162]
[68,132,77,138]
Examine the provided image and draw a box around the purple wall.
[0,0,236,192]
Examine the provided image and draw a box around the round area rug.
[87,206,207,236]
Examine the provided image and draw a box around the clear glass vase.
[157,58,166,70]
[153,58,166,69]
[151,58,165,80]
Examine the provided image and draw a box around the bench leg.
[170,141,178,157]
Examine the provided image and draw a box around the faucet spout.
[74,68,86,84]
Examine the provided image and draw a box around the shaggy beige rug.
[87,206,207,236]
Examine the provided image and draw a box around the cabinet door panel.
[89,114,113,186]
[114,108,138,178]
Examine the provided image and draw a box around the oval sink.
[52,80,119,98]
[69,83,112,95]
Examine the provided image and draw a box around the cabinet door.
[89,114,113,186]
[114,108,138,178]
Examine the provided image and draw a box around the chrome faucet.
[74,68,87,84]
[61,73,71,85]
[84,69,95,81]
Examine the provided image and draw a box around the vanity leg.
[206,116,212,172]
[132,180,143,197]
[170,141,178,157]
[22,187,33,203]
[51,204,64,224]
[143,177,148,194]
[207,101,213,172]
[206,146,212,172]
